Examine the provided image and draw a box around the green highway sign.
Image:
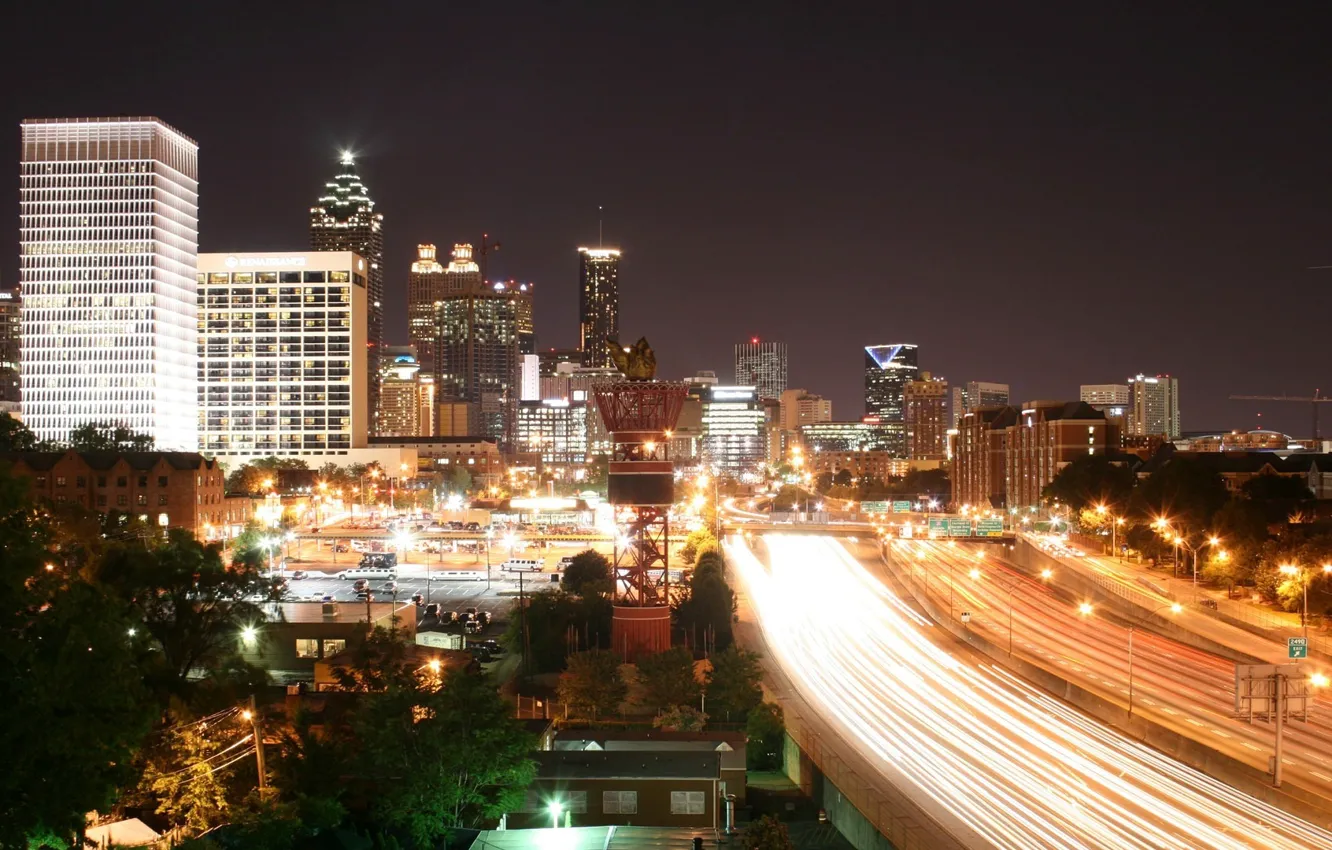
[948,518,973,537]
[976,518,1005,537]
[861,501,890,514]
[1289,637,1308,659]
[928,517,949,537]
[893,500,913,513]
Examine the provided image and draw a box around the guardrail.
[776,696,960,850]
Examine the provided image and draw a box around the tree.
[0,466,156,848]
[1133,456,1229,533]
[742,815,796,850]
[447,465,473,494]
[705,647,764,720]
[654,705,708,732]
[225,456,309,495]
[66,420,155,452]
[746,701,786,769]
[1041,454,1134,515]
[349,666,536,841]
[508,589,612,673]
[833,468,854,487]
[0,412,38,451]
[140,710,250,835]
[562,549,611,595]
[680,527,719,564]
[95,529,265,700]
[558,649,628,718]
[636,645,701,712]
[677,553,735,652]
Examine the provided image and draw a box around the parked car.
[355,590,375,601]
[455,610,473,623]
[476,639,504,655]
[464,620,482,635]
[476,611,492,627]
[352,579,369,592]
[332,543,349,553]
[468,644,492,661]
[290,570,309,580]
[380,581,398,593]
[424,603,439,617]
[464,606,478,618]
[465,521,482,531]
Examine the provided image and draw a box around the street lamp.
[548,800,563,829]
[1078,600,1183,716]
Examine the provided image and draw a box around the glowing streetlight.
[1078,602,1094,617]
[548,800,563,829]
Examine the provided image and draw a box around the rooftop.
[532,751,720,781]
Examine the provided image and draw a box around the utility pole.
[246,695,267,793]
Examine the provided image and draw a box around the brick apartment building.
[953,401,1112,509]
[1,450,251,538]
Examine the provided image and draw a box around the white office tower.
[20,117,199,448]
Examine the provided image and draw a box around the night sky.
[7,3,1331,436]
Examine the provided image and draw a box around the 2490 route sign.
[1289,637,1308,659]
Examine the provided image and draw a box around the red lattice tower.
[592,380,688,657]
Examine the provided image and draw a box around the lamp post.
[1278,563,1332,640]
[1080,600,1182,716]
[970,567,1053,655]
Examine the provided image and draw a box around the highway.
[904,540,1332,798]
[730,533,1332,849]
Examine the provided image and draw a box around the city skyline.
[6,5,1332,436]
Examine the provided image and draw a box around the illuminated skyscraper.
[0,285,19,407]
[20,116,199,448]
[1128,374,1181,438]
[863,343,918,455]
[407,244,445,373]
[734,338,788,399]
[434,275,533,448]
[311,153,383,430]
[578,247,619,367]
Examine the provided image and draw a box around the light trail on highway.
[731,533,1332,849]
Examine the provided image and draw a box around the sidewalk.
[1028,534,1328,664]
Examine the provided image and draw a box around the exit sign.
[1289,637,1308,659]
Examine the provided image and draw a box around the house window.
[158,476,168,487]
[138,476,148,487]
[97,495,107,507]
[671,791,706,815]
[566,791,587,813]
[117,495,128,507]
[321,639,346,656]
[76,476,86,487]
[159,495,168,506]
[56,476,67,487]
[36,476,47,487]
[295,639,320,659]
[602,791,637,814]
[97,476,107,487]
[137,494,147,506]
[117,476,127,487]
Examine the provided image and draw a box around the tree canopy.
[705,646,765,720]
[1041,454,1135,514]
[557,649,628,718]
[66,421,155,452]
[636,645,701,712]
[561,549,611,595]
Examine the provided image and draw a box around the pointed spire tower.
[311,151,385,432]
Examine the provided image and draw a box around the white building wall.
[20,117,199,448]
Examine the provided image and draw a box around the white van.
[336,566,397,581]
[500,558,542,572]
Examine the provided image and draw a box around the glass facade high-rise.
[434,275,533,448]
[951,380,1011,427]
[578,247,619,367]
[701,385,766,473]
[407,244,445,373]
[734,339,788,400]
[310,153,383,432]
[20,117,199,448]
[197,252,368,461]
[863,343,918,456]
[0,286,20,407]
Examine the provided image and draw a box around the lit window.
[602,791,637,814]
[295,639,319,658]
[322,639,346,656]
[671,791,706,815]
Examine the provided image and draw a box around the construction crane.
[1229,390,1330,441]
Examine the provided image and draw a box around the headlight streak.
[730,533,1332,850]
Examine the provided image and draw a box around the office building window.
[295,639,319,659]
[671,791,706,815]
[602,791,637,814]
